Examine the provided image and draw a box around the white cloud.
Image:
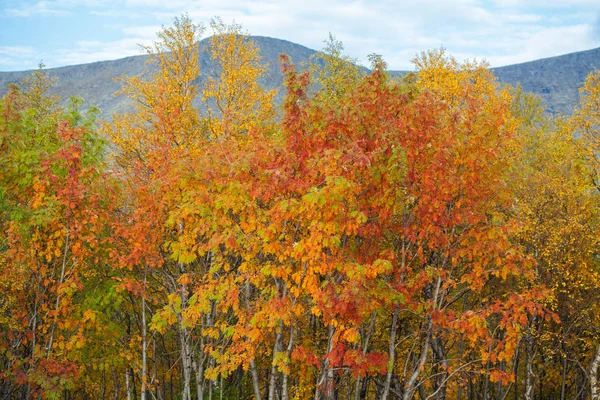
[0,46,40,70]
[493,0,599,8]
[4,1,71,17]
[3,0,119,17]
[0,46,37,57]
[48,24,163,66]
[133,0,599,69]
[485,23,596,67]
[1,0,599,71]
[51,37,153,66]
[122,25,162,39]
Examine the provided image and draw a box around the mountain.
[0,36,316,118]
[491,48,600,115]
[1,36,599,117]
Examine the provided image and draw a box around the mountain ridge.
[1,36,599,117]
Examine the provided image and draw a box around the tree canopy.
[2,15,600,400]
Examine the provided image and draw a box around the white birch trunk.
[382,307,399,400]
[590,343,600,400]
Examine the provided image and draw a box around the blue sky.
[1,0,599,71]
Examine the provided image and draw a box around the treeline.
[2,15,600,400]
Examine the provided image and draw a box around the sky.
[1,0,599,72]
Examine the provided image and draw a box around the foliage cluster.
[2,15,600,400]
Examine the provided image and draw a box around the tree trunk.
[249,359,262,400]
[560,339,568,400]
[404,275,441,400]
[153,338,162,400]
[112,366,120,400]
[126,369,132,400]
[281,370,289,400]
[281,318,296,400]
[315,324,336,400]
[524,332,536,400]
[268,323,283,400]
[245,282,263,400]
[192,343,205,400]
[382,307,399,400]
[406,348,428,400]
[26,283,40,400]
[430,336,448,400]
[180,313,192,400]
[207,306,216,400]
[141,270,148,400]
[355,312,377,400]
[178,224,193,400]
[513,345,519,400]
[589,343,600,400]
[47,227,70,358]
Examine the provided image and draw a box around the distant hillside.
[0,36,317,118]
[2,36,600,117]
[492,48,600,115]
[388,48,600,116]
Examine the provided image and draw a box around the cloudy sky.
[1,0,599,71]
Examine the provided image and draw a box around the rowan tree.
[0,69,113,399]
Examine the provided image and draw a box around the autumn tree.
[153,17,277,400]
[236,47,548,400]
[104,14,205,400]
[569,70,600,400]
[0,67,114,399]
[202,17,276,139]
[5,15,600,400]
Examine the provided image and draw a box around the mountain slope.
[0,36,317,118]
[492,48,600,115]
[1,36,599,117]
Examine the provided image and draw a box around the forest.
[2,15,600,400]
